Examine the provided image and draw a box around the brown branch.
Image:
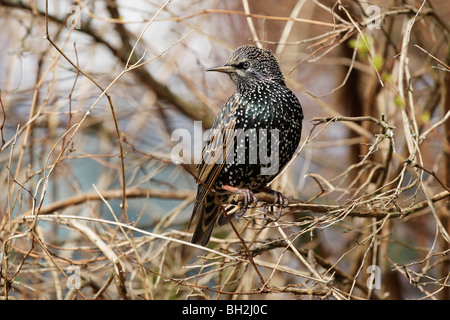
[311,115,394,132]
[409,161,450,193]
[24,188,195,216]
[229,190,450,219]
[0,91,6,147]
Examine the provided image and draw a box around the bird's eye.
[241,61,250,69]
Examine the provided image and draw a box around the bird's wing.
[191,94,242,222]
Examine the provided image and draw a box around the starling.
[190,45,303,245]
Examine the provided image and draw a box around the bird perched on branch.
[190,45,303,245]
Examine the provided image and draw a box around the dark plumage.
[190,45,303,245]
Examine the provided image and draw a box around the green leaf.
[420,111,431,123]
[372,55,384,71]
[394,95,405,107]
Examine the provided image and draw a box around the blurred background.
[0,0,449,300]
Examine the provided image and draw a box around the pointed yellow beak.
[206,65,235,73]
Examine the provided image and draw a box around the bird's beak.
[206,65,235,73]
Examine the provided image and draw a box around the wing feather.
[191,94,242,223]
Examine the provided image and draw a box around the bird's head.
[207,45,285,88]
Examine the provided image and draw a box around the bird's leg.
[256,187,288,220]
[221,185,258,217]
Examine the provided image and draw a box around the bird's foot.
[221,185,258,218]
[257,187,288,220]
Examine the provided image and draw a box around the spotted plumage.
[190,45,303,245]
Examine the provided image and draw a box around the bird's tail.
[191,188,227,246]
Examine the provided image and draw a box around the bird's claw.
[272,191,288,220]
[257,187,288,220]
[236,189,258,217]
[221,185,258,218]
